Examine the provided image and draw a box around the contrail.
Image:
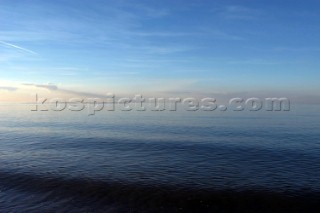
[0,41,37,55]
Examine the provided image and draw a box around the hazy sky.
[0,0,319,102]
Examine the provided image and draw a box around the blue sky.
[0,0,319,101]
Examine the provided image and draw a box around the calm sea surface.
[0,104,319,212]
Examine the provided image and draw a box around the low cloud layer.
[0,86,18,92]
[22,83,58,91]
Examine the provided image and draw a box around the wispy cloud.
[0,86,18,92]
[216,5,262,20]
[274,47,320,52]
[126,3,169,18]
[22,82,112,98]
[0,41,37,55]
[22,83,58,91]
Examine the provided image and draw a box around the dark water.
[0,104,320,212]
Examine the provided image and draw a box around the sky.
[0,0,320,102]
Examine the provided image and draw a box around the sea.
[0,104,319,212]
